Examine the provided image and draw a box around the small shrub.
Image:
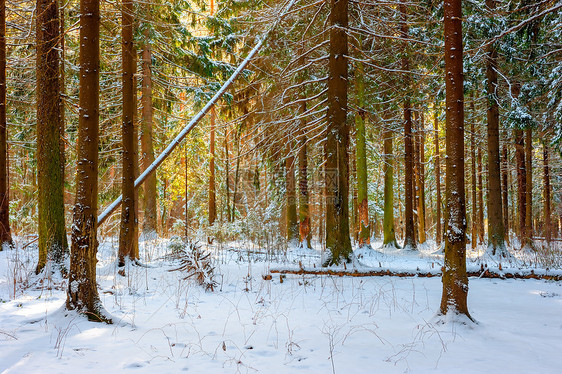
[169,239,217,291]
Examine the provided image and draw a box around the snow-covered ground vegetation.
[0,238,561,373]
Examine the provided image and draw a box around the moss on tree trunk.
[36,0,68,271]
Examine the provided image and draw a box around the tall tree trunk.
[0,1,11,249]
[470,106,477,249]
[286,151,298,243]
[543,144,551,243]
[225,128,231,222]
[208,106,217,225]
[485,0,505,255]
[36,0,68,271]
[208,1,217,226]
[509,161,516,238]
[132,51,139,251]
[60,0,68,243]
[434,104,441,247]
[351,135,358,241]
[417,110,426,244]
[60,0,66,171]
[477,146,484,244]
[355,61,370,247]
[319,165,324,248]
[501,144,509,244]
[401,2,416,250]
[413,110,420,241]
[324,0,351,265]
[232,126,241,221]
[514,129,526,244]
[383,119,398,248]
[523,127,533,249]
[439,0,471,319]
[140,28,158,237]
[298,103,311,248]
[67,0,109,322]
[184,145,189,237]
[119,0,138,266]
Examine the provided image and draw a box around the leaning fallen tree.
[97,0,297,226]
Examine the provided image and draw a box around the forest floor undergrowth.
[0,237,561,373]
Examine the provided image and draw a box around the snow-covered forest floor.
[0,237,561,373]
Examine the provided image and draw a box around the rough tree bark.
[477,146,484,244]
[324,0,352,265]
[66,0,110,322]
[439,0,471,319]
[0,0,11,249]
[118,0,138,266]
[355,61,370,247]
[401,1,416,250]
[225,129,231,222]
[523,127,533,249]
[417,110,426,244]
[36,0,68,271]
[470,104,477,249]
[434,104,441,247]
[298,101,311,248]
[501,144,509,243]
[140,27,158,237]
[286,151,298,243]
[515,129,526,244]
[208,0,217,226]
[485,0,505,255]
[232,123,242,222]
[383,117,398,248]
[543,144,551,243]
[208,106,217,226]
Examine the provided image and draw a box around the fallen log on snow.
[268,268,562,281]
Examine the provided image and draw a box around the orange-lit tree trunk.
[470,105,477,249]
[286,151,298,244]
[208,106,217,226]
[66,0,110,322]
[140,26,158,237]
[324,0,351,265]
[208,1,217,226]
[439,0,471,319]
[477,146,484,244]
[0,1,11,249]
[501,144,509,243]
[413,111,420,240]
[132,51,139,249]
[298,101,311,248]
[514,129,526,244]
[417,110,426,244]
[225,128,231,222]
[401,1,416,250]
[434,104,441,247]
[543,144,551,243]
[119,0,138,266]
[523,127,533,249]
[231,124,242,221]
